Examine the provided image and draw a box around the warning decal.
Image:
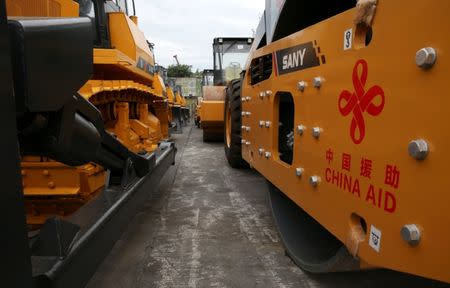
[369,225,382,252]
[343,28,353,50]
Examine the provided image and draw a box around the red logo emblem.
[339,59,385,144]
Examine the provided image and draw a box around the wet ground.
[87,125,449,288]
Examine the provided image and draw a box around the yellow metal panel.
[152,74,167,98]
[174,91,183,106]
[167,87,175,104]
[200,101,224,123]
[108,13,137,61]
[108,12,155,77]
[180,96,187,107]
[129,119,150,139]
[241,1,450,283]
[93,48,154,84]
[6,0,78,17]
[22,162,81,196]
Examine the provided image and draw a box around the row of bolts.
[239,47,438,246]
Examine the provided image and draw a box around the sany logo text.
[282,48,307,70]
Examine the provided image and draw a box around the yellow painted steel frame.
[180,96,187,107]
[22,157,105,226]
[174,91,183,107]
[201,86,226,133]
[6,0,78,17]
[167,87,175,122]
[200,101,224,124]
[85,12,170,141]
[200,100,224,139]
[241,1,450,283]
[167,87,175,106]
[8,0,170,224]
[153,74,170,139]
[106,12,155,85]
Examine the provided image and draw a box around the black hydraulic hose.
[96,146,125,172]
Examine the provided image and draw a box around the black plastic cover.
[8,17,93,113]
[0,1,33,287]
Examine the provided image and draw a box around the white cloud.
[134,0,265,71]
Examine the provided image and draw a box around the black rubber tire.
[224,79,248,168]
[267,181,360,273]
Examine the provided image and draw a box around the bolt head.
[297,81,307,92]
[295,167,304,177]
[309,176,320,187]
[246,112,251,117]
[246,127,251,132]
[408,139,429,160]
[416,47,437,69]
[241,125,246,130]
[241,111,246,116]
[241,97,246,102]
[297,125,305,135]
[313,77,323,88]
[265,90,273,97]
[312,127,321,139]
[264,151,272,158]
[246,96,251,101]
[259,91,266,98]
[241,139,246,144]
[245,141,251,146]
[265,121,271,128]
[259,120,265,127]
[401,224,421,246]
[258,148,264,156]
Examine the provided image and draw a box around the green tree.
[167,64,193,77]
[193,69,203,78]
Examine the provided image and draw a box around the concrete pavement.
[87,125,448,288]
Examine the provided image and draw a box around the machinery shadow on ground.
[296,260,450,288]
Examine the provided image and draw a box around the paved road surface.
[87,125,448,288]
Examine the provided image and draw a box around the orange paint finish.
[241,1,450,283]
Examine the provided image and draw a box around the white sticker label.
[343,28,353,50]
[369,225,382,252]
[237,44,244,50]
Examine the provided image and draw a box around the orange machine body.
[240,1,450,283]
[201,86,226,139]
[8,0,169,225]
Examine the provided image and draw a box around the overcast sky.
[134,0,265,72]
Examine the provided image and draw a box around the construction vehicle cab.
[202,69,214,86]
[200,37,252,141]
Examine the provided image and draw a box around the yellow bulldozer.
[2,0,175,286]
[200,37,253,141]
[176,86,190,126]
[224,0,450,284]
[170,84,187,133]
